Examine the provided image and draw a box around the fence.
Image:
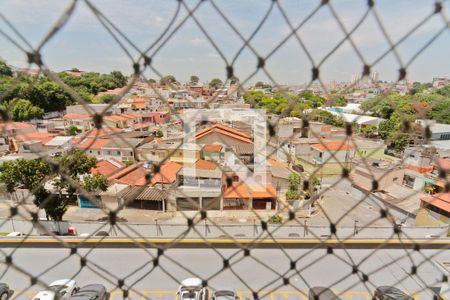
[1,0,450,299]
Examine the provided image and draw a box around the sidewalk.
[0,185,394,227]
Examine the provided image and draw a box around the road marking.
[9,289,430,300]
[1,238,450,246]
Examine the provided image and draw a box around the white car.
[177,278,208,300]
[212,290,239,300]
[32,279,78,300]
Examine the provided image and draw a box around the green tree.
[93,94,114,104]
[255,81,271,89]
[300,90,325,108]
[83,174,108,192]
[160,75,176,85]
[361,124,378,138]
[190,75,199,85]
[288,173,301,191]
[0,60,13,76]
[209,78,223,89]
[0,150,98,220]
[0,159,52,218]
[32,80,74,112]
[66,125,81,136]
[255,81,265,88]
[333,97,348,107]
[110,70,127,86]
[378,113,400,140]
[9,98,44,121]
[156,128,164,138]
[309,109,344,127]
[286,190,299,201]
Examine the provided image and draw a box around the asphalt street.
[1,247,450,299]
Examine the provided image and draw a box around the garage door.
[202,197,220,210]
[176,198,200,211]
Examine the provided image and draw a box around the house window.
[107,151,111,155]
[117,151,120,155]
[319,152,323,158]
[233,175,239,182]
[97,151,101,155]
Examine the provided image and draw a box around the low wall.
[0,218,448,239]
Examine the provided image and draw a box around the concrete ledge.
[1,237,450,249]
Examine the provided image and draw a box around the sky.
[0,0,449,85]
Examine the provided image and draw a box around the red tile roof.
[267,158,288,168]
[14,132,56,144]
[91,158,126,176]
[436,159,450,171]
[151,162,182,185]
[311,140,354,151]
[224,182,276,199]
[131,97,150,103]
[77,138,111,150]
[194,159,218,170]
[421,192,450,213]
[403,165,433,174]
[133,103,146,109]
[63,113,92,120]
[108,161,182,186]
[195,124,253,144]
[203,144,223,152]
[76,128,122,138]
[104,115,128,122]
[0,122,35,130]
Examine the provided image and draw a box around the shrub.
[268,215,283,224]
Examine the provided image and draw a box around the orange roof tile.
[224,182,276,199]
[63,113,92,119]
[0,121,35,130]
[122,113,140,118]
[15,132,56,144]
[77,128,122,138]
[267,158,288,168]
[224,183,251,199]
[108,161,182,186]
[133,103,146,109]
[108,164,148,186]
[151,162,182,185]
[203,144,223,152]
[311,140,354,151]
[131,97,150,103]
[421,192,450,213]
[91,158,126,176]
[250,183,277,198]
[194,159,218,170]
[195,124,252,144]
[104,115,128,122]
[403,165,433,174]
[436,159,450,171]
[77,138,111,150]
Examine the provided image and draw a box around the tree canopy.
[0,60,12,76]
[0,62,127,112]
[160,75,176,85]
[209,78,223,89]
[190,75,199,85]
[0,150,107,220]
